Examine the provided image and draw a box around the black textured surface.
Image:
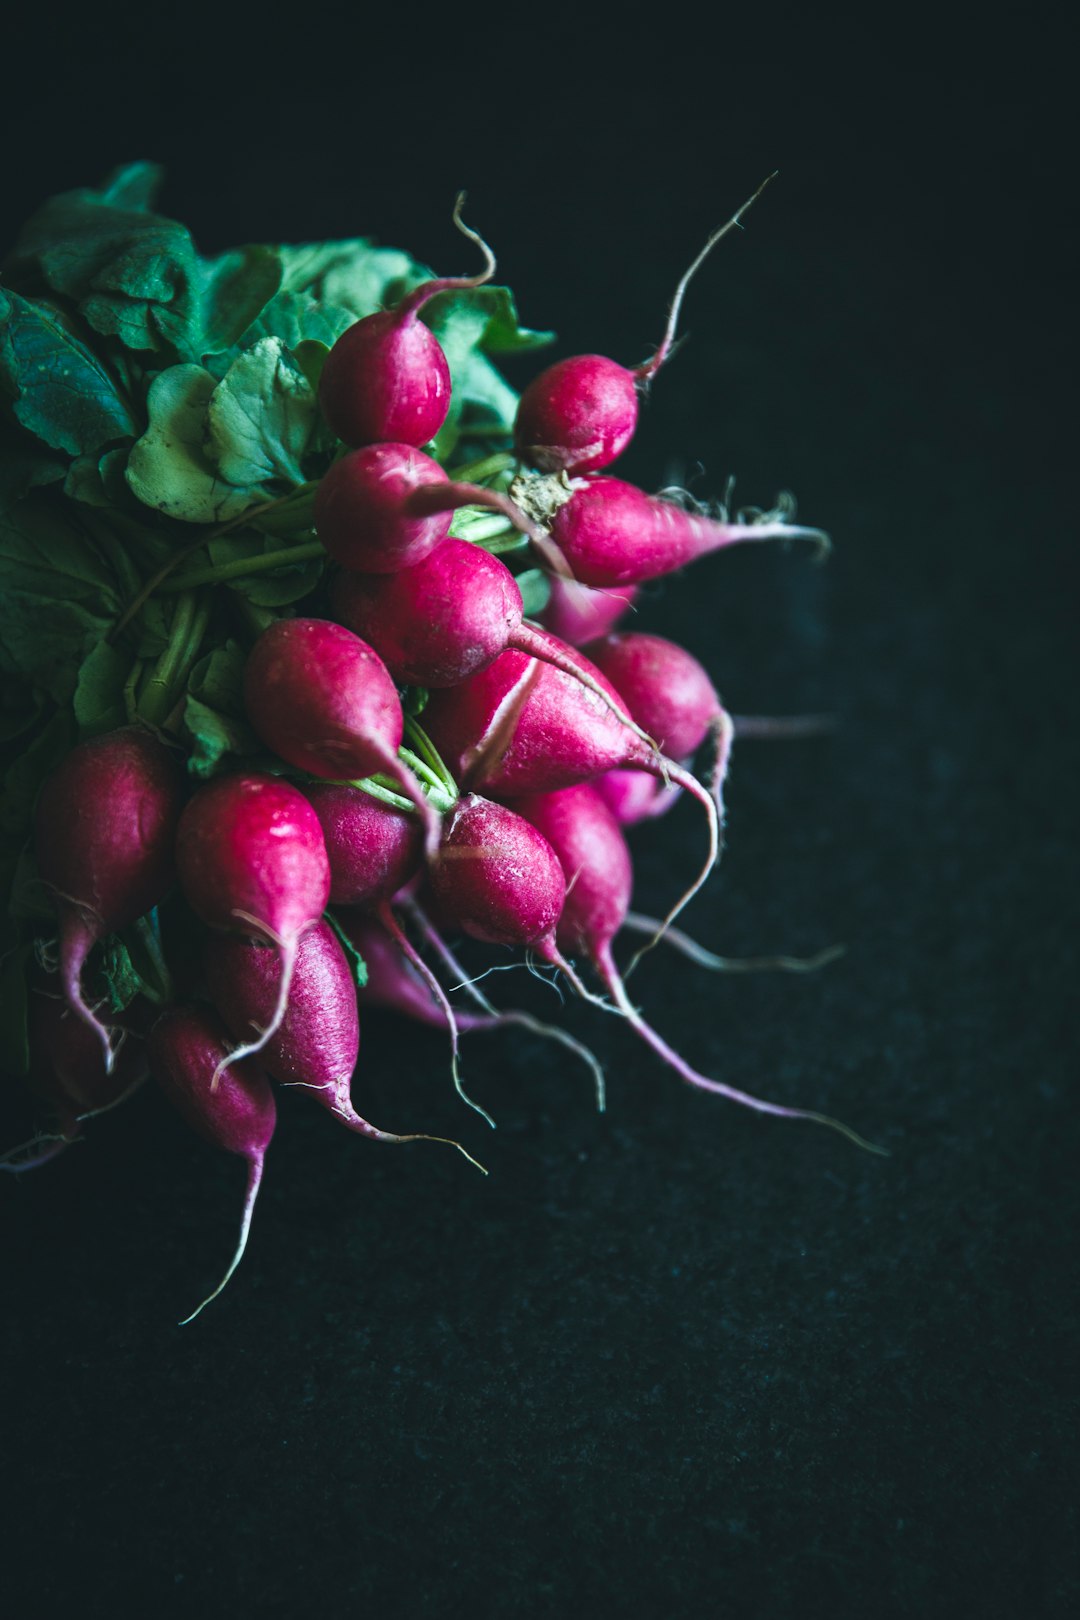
[2,23,1076,1619]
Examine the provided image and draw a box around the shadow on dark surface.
[1,21,1076,1619]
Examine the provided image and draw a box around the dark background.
[2,14,1076,1618]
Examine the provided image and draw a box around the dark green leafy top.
[0,164,553,1072]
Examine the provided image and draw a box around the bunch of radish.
[3,178,881,1323]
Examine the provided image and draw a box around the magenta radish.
[206,918,487,1157]
[0,988,150,1171]
[595,768,684,826]
[33,726,183,1071]
[175,772,330,1081]
[514,177,775,475]
[547,478,829,589]
[302,785,423,908]
[539,576,638,647]
[295,780,482,1122]
[148,1003,276,1323]
[242,618,441,854]
[329,540,651,732]
[318,195,495,449]
[204,920,480,1161]
[422,631,719,941]
[427,794,606,1010]
[512,784,881,1151]
[583,632,722,762]
[583,630,733,830]
[28,987,149,1139]
[313,443,452,573]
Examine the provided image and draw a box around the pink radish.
[583,631,722,762]
[318,194,495,449]
[422,630,719,941]
[512,784,882,1151]
[148,1003,276,1323]
[33,726,182,1072]
[297,781,484,1123]
[313,443,452,574]
[539,576,638,646]
[595,769,684,826]
[302,784,423,909]
[0,988,149,1172]
[175,772,330,1081]
[547,478,829,589]
[329,540,653,728]
[514,177,775,475]
[28,987,149,1140]
[242,618,441,855]
[427,794,605,1010]
[583,630,733,828]
[204,920,482,1163]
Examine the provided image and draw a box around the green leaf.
[72,639,132,737]
[292,339,331,392]
[418,285,554,458]
[63,445,132,508]
[207,338,316,489]
[0,706,75,842]
[125,365,264,523]
[0,674,46,746]
[207,530,323,606]
[99,161,164,210]
[199,245,284,358]
[0,495,122,702]
[515,567,552,619]
[6,182,201,357]
[278,240,426,315]
[0,440,67,515]
[181,641,263,775]
[181,693,260,779]
[187,641,247,714]
[241,291,357,353]
[100,935,146,1013]
[425,284,553,355]
[0,289,140,456]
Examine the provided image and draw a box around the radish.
[512,784,881,1151]
[514,177,775,475]
[421,631,720,942]
[302,784,423,909]
[175,772,330,1081]
[148,1003,276,1323]
[539,576,638,647]
[583,630,733,829]
[547,478,830,589]
[595,768,684,826]
[33,726,183,1072]
[427,794,606,1009]
[583,632,722,763]
[0,988,149,1172]
[313,443,452,574]
[242,618,441,855]
[28,987,149,1140]
[329,540,652,730]
[204,920,482,1163]
[318,194,495,449]
[296,780,484,1122]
